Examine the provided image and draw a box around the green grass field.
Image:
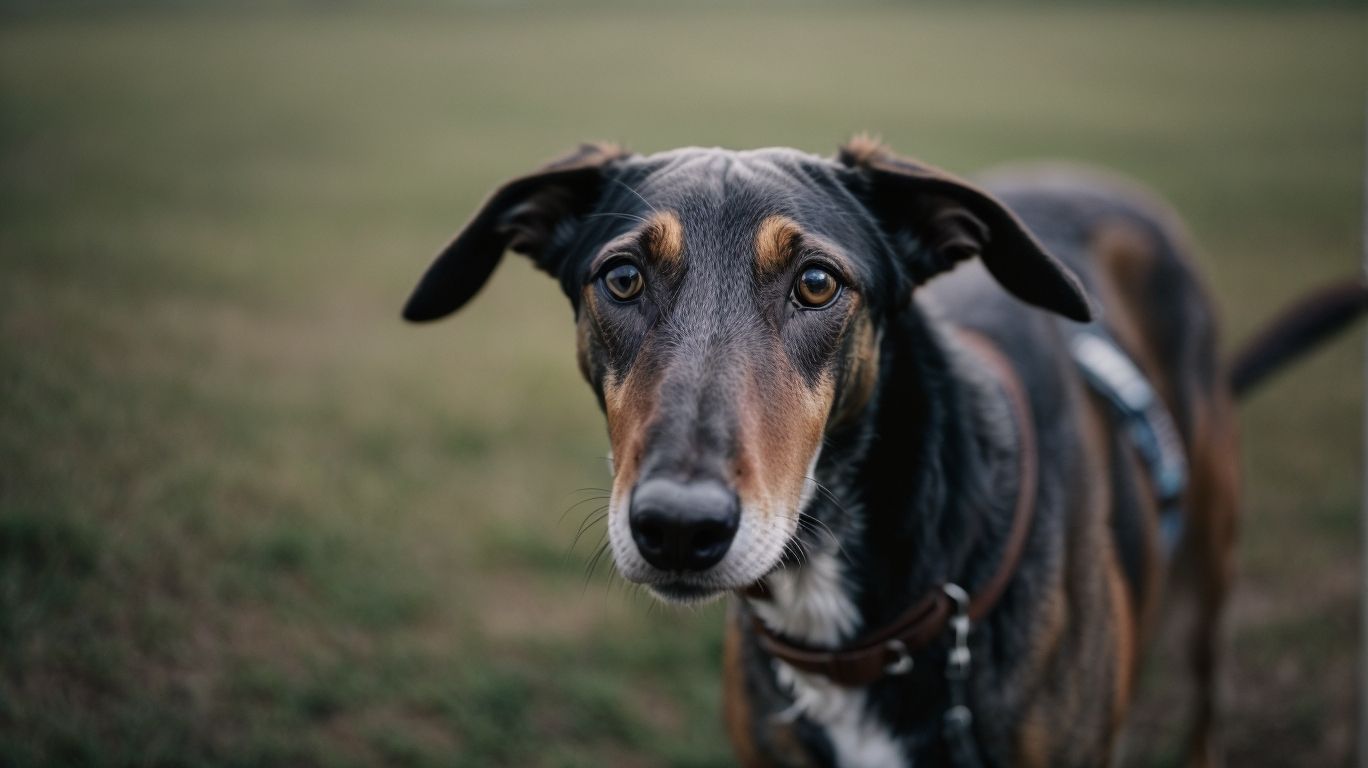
[1,4,1363,766]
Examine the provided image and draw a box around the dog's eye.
[602,262,644,302]
[794,267,840,308]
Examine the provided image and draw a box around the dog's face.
[567,151,897,603]
[405,139,1089,604]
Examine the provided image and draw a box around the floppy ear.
[837,137,1093,322]
[402,143,630,322]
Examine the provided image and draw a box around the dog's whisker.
[570,508,610,550]
[609,177,660,215]
[801,477,858,564]
[775,508,854,567]
[586,211,649,225]
[583,536,612,589]
[790,533,815,566]
[805,476,848,512]
[797,508,848,552]
[804,516,855,566]
[556,487,610,509]
[780,538,807,568]
[558,494,611,524]
[770,516,815,568]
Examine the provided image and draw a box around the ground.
[0,4,1362,767]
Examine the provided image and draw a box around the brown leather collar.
[745,329,1038,688]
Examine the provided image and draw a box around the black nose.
[629,478,740,572]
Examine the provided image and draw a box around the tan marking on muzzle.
[601,357,667,505]
[734,358,835,519]
[830,309,879,429]
[754,215,804,274]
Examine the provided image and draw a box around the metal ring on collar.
[943,583,970,613]
[884,639,914,675]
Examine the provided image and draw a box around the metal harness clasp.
[944,583,971,680]
[941,583,983,768]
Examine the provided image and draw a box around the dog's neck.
[750,303,1021,651]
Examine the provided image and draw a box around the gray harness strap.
[1070,326,1188,557]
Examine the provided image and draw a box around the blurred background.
[0,1,1363,766]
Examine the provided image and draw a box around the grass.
[0,4,1363,766]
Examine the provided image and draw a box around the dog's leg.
[1182,396,1240,768]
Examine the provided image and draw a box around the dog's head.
[405,138,1089,603]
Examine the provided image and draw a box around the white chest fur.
[748,550,908,768]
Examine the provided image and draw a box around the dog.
[402,137,1367,767]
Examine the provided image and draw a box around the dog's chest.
[748,552,909,768]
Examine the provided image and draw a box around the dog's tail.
[1228,276,1368,399]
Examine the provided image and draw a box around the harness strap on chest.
[1069,325,1188,557]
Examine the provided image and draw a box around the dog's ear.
[403,143,631,322]
[837,136,1092,322]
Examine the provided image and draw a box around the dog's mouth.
[646,578,729,605]
[640,561,787,605]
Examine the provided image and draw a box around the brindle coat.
[404,139,1240,767]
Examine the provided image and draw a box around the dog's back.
[927,166,1240,765]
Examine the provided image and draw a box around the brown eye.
[602,262,644,301]
[794,267,840,308]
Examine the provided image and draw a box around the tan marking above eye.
[643,211,684,265]
[755,215,803,273]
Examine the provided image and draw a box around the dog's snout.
[629,478,739,572]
